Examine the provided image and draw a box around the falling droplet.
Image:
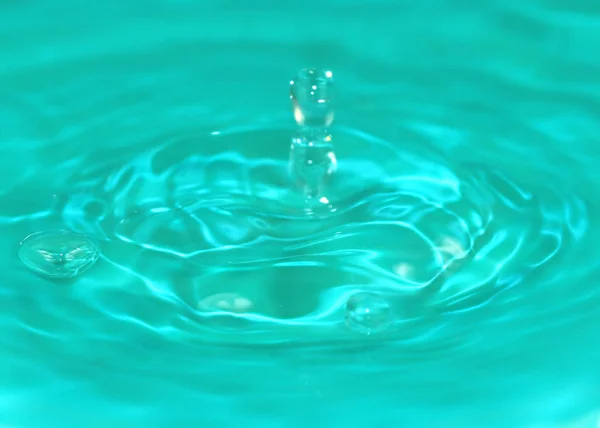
[19,230,100,279]
[345,292,392,335]
[290,68,335,128]
[289,128,337,199]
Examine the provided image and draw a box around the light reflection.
[393,235,467,282]
[198,292,254,313]
[289,67,335,128]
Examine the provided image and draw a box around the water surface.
[1,1,600,427]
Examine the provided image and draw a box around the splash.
[289,68,338,207]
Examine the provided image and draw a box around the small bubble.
[19,230,100,279]
[345,292,392,335]
[290,68,335,128]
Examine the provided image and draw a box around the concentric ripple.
[0,72,590,348]
[2,2,600,425]
[16,122,581,347]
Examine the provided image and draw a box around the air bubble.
[19,230,99,279]
[345,292,392,335]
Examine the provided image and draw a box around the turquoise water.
[2,1,600,426]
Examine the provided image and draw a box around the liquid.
[288,129,337,200]
[1,2,599,427]
[290,68,335,128]
[289,68,338,202]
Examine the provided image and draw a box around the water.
[290,68,335,128]
[289,128,337,201]
[1,1,600,427]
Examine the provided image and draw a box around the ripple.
[0,78,590,360]
[2,5,600,425]
[8,119,582,350]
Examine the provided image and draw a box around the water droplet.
[19,230,100,279]
[345,292,392,335]
[290,68,335,128]
[289,128,337,198]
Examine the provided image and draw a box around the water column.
[288,68,338,207]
